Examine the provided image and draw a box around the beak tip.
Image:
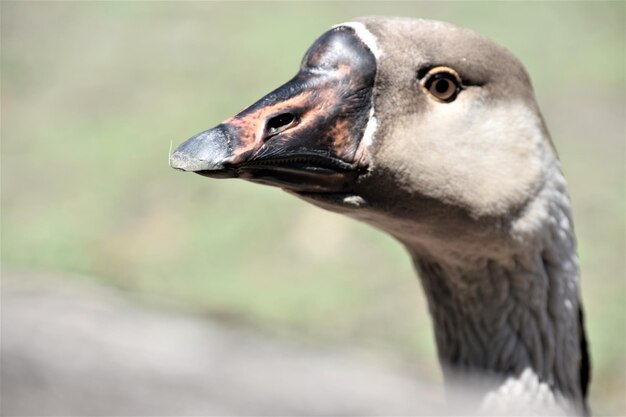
[169,151,192,171]
[169,151,223,172]
[170,127,232,172]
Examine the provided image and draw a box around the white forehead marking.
[331,21,381,59]
[331,21,380,151]
[361,109,378,149]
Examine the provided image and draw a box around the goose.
[170,17,590,415]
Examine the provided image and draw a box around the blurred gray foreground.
[1,272,444,416]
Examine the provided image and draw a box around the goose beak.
[170,25,376,193]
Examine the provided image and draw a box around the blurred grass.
[2,1,624,414]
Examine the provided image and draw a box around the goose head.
[170,17,555,260]
[171,17,588,414]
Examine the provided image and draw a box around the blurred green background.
[2,1,624,414]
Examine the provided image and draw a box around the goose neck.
[404,181,587,412]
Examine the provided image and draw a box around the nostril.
[266,112,296,137]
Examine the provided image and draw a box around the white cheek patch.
[332,21,381,155]
[405,100,548,216]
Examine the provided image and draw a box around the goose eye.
[422,67,462,102]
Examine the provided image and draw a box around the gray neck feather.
[404,172,587,413]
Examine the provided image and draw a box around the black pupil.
[267,113,295,133]
[435,79,451,94]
